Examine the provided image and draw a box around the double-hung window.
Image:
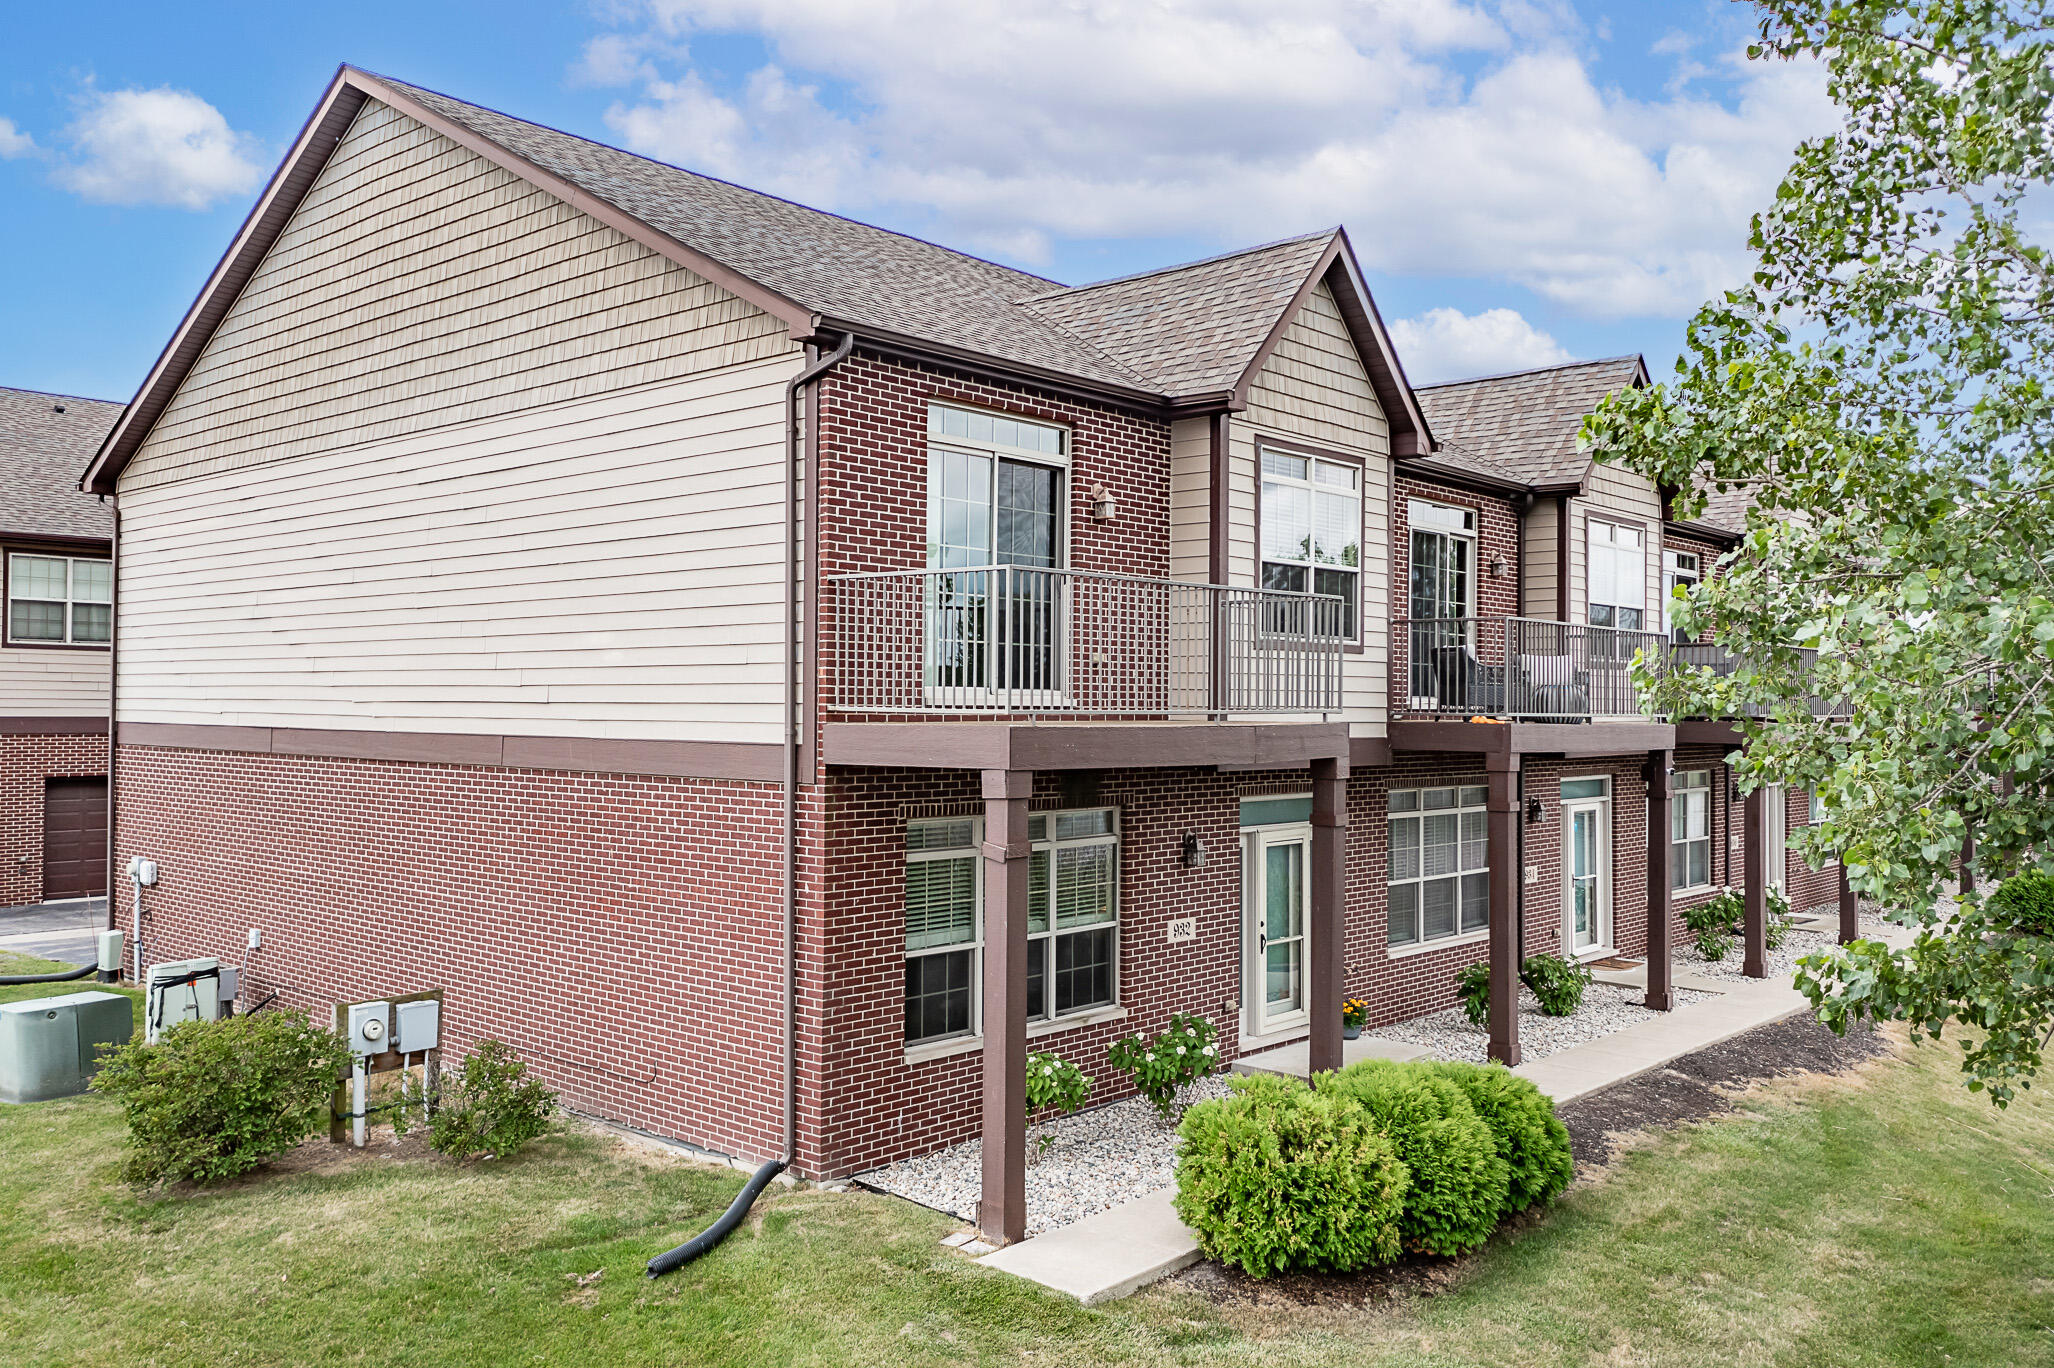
[1661,549,1700,642]
[1587,519,1646,631]
[1805,790,1838,868]
[1387,785,1489,948]
[1672,770,1713,891]
[904,807,1120,1045]
[7,553,110,645]
[1260,449,1360,638]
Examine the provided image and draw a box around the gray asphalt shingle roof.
[1413,355,1646,488]
[0,387,119,542]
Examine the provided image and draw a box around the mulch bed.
[1164,1012,1890,1309]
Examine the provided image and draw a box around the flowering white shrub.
[1106,1012,1220,1118]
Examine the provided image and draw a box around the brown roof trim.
[1666,518,1744,547]
[0,531,113,553]
[841,326,1173,417]
[1228,231,1433,458]
[84,65,823,496]
[1394,456,1528,499]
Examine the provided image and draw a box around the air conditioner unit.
[0,991,133,1104]
[145,958,234,1044]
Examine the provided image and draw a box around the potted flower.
[1341,997,1368,1040]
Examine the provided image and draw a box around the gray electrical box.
[394,999,440,1053]
[347,1000,391,1056]
[145,958,223,1044]
[0,992,134,1104]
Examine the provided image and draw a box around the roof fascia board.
[84,68,368,494]
[831,321,1174,417]
[1227,233,1342,414]
[1324,234,1436,457]
[1394,457,1529,498]
[1665,518,1744,546]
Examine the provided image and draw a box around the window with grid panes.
[1386,785,1490,947]
[1260,448,1360,638]
[7,554,110,645]
[1672,770,1713,891]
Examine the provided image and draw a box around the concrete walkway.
[974,940,1904,1307]
[0,898,106,967]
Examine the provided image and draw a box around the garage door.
[42,778,108,900]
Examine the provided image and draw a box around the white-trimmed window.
[1672,770,1713,891]
[1662,548,1700,641]
[903,807,1120,1045]
[1805,789,1838,868]
[7,553,110,645]
[1587,519,1646,630]
[1387,784,1489,948]
[1261,448,1361,638]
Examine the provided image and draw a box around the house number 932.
[1165,917,1198,944]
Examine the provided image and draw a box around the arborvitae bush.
[1174,1073,1409,1278]
[1323,1060,1508,1256]
[1427,1061,1573,1215]
[1991,870,2054,935]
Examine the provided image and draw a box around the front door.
[1245,825,1311,1035]
[1562,781,1611,955]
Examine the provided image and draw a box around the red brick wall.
[113,744,793,1163]
[1389,476,1523,619]
[0,730,107,906]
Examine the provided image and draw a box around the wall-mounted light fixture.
[1089,483,1118,522]
[1182,833,1206,868]
[1526,797,1545,824]
[1489,555,1508,579]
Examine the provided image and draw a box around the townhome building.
[82,67,1843,1244]
[1,387,116,907]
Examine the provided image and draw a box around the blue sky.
[0,1,1834,404]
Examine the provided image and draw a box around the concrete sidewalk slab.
[977,1188,1199,1305]
[1590,958,1731,995]
[1231,1032,1429,1078]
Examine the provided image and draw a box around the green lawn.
[2,947,2049,1368]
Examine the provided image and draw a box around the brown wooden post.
[1486,754,1521,1066]
[1960,827,1975,901]
[1308,753,1349,1078]
[1742,787,1768,977]
[1643,750,1674,1011]
[978,768,1032,1246]
[1837,862,1858,945]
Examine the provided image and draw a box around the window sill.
[1673,883,1716,898]
[901,1004,1130,1066]
[1386,928,1489,960]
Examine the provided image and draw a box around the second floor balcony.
[1395,615,1671,722]
[827,565,1346,720]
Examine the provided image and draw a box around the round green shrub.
[1519,953,1593,1017]
[397,1038,557,1163]
[1324,1060,1508,1256]
[1174,1073,1409,1278]
[1990,870,2054,935]
[1427,1062,1573,1215]
[90,1007,354,1187]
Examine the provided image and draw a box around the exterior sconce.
[1489,555,1508,579]
[1089,483,1117,522]
[1182,833,1206,867]
[1525,797,1545,824]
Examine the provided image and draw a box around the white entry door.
[1561,778,1612,956]
[1245,825,1311,1036]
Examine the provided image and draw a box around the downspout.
[648,329,853,1279]
[104,496,120,945]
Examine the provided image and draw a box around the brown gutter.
[817,322,1169,417]
[103,497,119,931]
[1555,493,1573,620]
[1207,412,1231,584]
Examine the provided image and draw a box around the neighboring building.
[80,67,1835,1243]
[0,386,117,906]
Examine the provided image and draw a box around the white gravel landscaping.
[1364,980,1718,1064]
[1682,903,1902,983]
[855,1076,1237,1238]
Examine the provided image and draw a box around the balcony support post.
[1742,786,1768,978]
[1643,750,1675,1011]
[1309,753,1349,1078]
[1487,754,1522,1066]
[1838,862,1859,946]
[977,767,1032,1246]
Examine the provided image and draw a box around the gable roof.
[1412,355,1649,490]
[0,387,119,543]
[87,66,1431,492]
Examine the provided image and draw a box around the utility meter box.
[394,999,440,1053]
[348,1000,392,1056]
[0,992,133,1104]
[145,959,223,1044]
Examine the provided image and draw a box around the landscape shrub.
[1990,870,2054,935]
[1324,1060,1508,1256]
[90,1008,353,1187]
[398,1039,557,1163]
[1024,1052,1091,1157]
[1174,1073,1408,1277]
[1107,1012,1219,1118]
[1454,963,1490,1027]
[1427,1062,1573,1215]
[1684,888,1744,939]
[1695,926,1730,961]
[1519,953,1593,1017]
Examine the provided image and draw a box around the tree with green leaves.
[1585,0,2054,1103]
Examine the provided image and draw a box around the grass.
[1,951,2049,1367]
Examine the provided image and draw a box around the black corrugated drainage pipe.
[0,962,96,986]
[646,1158,789,1278]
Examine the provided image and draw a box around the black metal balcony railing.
[826,565,1346,718]
[1394,616,1670,722]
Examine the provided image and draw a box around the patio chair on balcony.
[1427,647,1507,716]
[1514,653,1589,722]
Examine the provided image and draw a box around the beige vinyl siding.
[1168,416,1212,583]
[117,359,796,742]
[1573,458,1665,624]
[1523,496,1560,619]
[122,97,794,493]
[0,648,109,716]
[1233,278,1391,729]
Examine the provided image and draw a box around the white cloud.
[0,118,35,159]
[1391,307,1571,385]
[578,1,1835,317]
[54,86,264,210]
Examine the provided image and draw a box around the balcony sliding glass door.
[1408,500,1476,708]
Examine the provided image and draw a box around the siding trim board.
[117,721,781,782]
[0,716,110,736]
